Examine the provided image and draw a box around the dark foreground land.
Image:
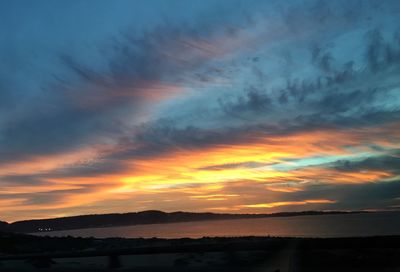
[1,232,400,271]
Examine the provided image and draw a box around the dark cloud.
[332,153,400,175]
[0,174,49,186]
[0,105,107,162]
[214,28,400,132]
[290,180,400,210]
[48,160,127,178]
[0,159,126,190]
[197,161,268,171]
[22,188,89,206]
[219,179,400,211]
[219,87,273,116]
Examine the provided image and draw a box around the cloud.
[1,0,400,221]
[332,152,400,175]
[288,179,400,211]
[239,199,336,209]
[0,1,258,164]
[209,179,400,212]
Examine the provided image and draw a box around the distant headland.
[0,210,367,233]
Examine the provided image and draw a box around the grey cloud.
[219,179,400,211]
[0,4,249,163]
[197,161,269,171]
[215,26,400,131]
[332,153,400,175]
[0,174,49,186]
[48,159,128,179]
[290,180,400,210]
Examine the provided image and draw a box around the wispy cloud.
[240,199,336,209]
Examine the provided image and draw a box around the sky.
[1,0,400,222]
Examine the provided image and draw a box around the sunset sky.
[1,0,400,222]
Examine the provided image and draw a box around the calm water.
[34,212,400,239]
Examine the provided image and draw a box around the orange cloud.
[240,199,336,208]
[190,194,239,201]
[266,186,304,193]
[286,168,393,185]
[117,123,400,192]
[1,122,399,221]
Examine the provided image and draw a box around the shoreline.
[3,210,371,234]
[29,211,400,239]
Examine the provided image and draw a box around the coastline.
[3,210,369,234]
[30,211,400,239]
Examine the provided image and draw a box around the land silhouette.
[0,210,365,233]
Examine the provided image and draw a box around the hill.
[0,221,8,231]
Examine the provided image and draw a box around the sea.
[34,211,400,239]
